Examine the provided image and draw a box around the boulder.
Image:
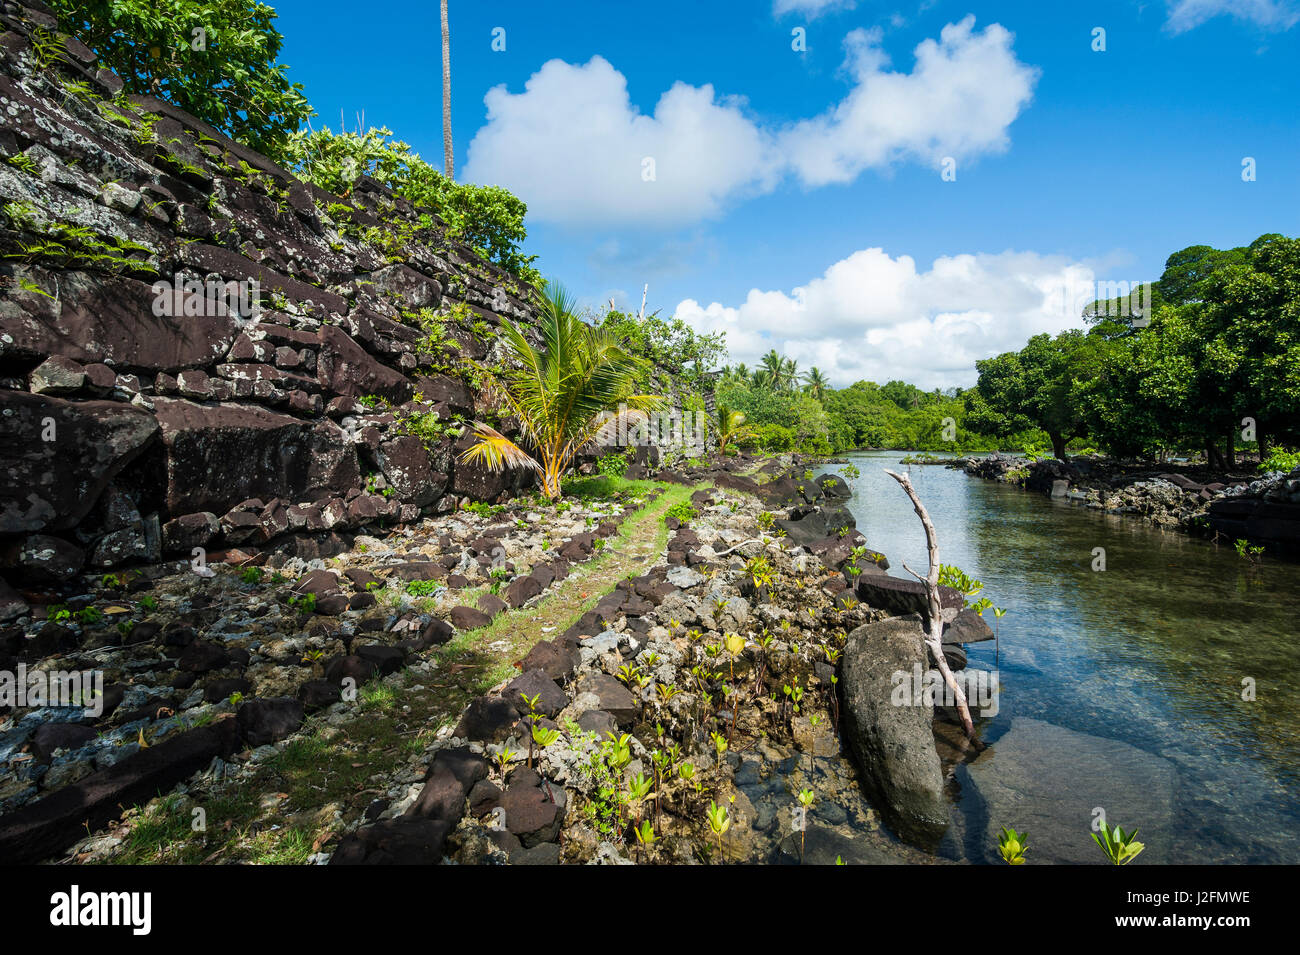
[839,615,948,846]
[855,574,965,620]
[0,393,158,534]
[377,435,444,507]
[236,697,305,745]
[152,398,359,515]
[505,669,568,718]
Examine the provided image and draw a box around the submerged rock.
[962,717,1175,864]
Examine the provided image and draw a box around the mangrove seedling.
[531,724,560,771]
[633,819,656,861]
[707,801,732,863]
[495,747,516,783]
[1093,820,1145,865]
[797,789,815,862]
[998,826,1029,865]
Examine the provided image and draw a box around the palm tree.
[781,357,799,392]
[441,0,453,179]
[459,282,665,499]
[803,366,829,399]
[760,349,783,389]
[714,402,754,457]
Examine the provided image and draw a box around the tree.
[714,403,753,456]
[760,350,784,390]
[803,367,829,400]
[459,282,665,499]
[440,0,453,179]
[49,0,311,162]
[974,332,1097,459]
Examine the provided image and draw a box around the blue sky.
[270,0,1300,387]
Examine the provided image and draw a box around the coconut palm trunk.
[441,0,453,179]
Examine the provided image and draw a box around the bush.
[282,126,538,283]
[596,449,631,479]
[1260,447,1300,473]
[49,0,311,161]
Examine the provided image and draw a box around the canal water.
[819,451,1300,864]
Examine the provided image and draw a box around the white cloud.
[462,57,776,228]
[673,247,1106,390]
[1164,0,1300,32]
[780,18,1039,187]
[773,0,857,18]
[463,17,1037,227]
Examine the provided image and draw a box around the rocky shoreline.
[956,453,1300,556]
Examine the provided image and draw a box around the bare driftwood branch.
[884,469,976,740]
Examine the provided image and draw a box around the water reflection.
[820,452,1300,863]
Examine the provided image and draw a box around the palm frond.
[458,422,541,473]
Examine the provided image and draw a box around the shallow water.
[819,451,1300,864]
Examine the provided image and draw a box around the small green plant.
[1234,538,1265,563]
[1092,820,1145,865]
[75,607,103,626]
[596,449,632,479]
[998,826,1029,865]
[797,789,815,862]
[666,501,698,524]
[288,592,317,615]
[404,579,440,597]
[137,595,158,613]
[229,691,245,706]
[706,801,732,862]
[240,566,265,585]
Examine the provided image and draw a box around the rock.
[501,775,565,847]
[520,639,580,682]
[505,670,567,718]
[315,324,413,402]
[477,593,508,618]
[450,606,492,631]
[454,696,518,743]
[576,709,616,737]
[504,574,543,609]
[665,565,705,589]
[355,644,405,677]
[0,718,238,865]
[575,673,637,726]
[378,435,444,507]
[0,576,30,623]
[298,679,341,711]
[417,617,454,647]
[330,817,451,865]
[0,393,159,534]
[161,512,220,553]
[1,534,85,583]
[839,614,948,846]
[943,608,995,644]
[29,355,86,394]
[855,575,965,620]
[405,747,487,822]
[30,722,99,762]
[816,474,853,500]
[152,398,359,516]
[237,698,305,745]
[962,718,1175,864]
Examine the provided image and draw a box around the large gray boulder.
[840,614,949,846]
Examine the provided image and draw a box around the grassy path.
[105,479,699,864]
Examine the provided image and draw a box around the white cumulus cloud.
[463,17,1037,227]
[673,247,1106,390]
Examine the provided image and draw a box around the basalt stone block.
[520,639,580,682]
[329,817,451,865]
[477,593,508,618]
[505,669,568,718]
[575,673,637,726]
[316,324,413,403]
[0,393,159,535]
[855,574,965,620]
[454,696,518,742]
[0,534,85,583]
[152,398,359,516]
[450,605,492,631]
[161,512,219,553]
[405,746,487,823]
[355,643,406,677]
[943,608,995,645]
[0,717,238,865]
[236,697,304,746]
[505,574,543,609]
[377,435,444,507]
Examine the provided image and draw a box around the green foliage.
[48,0,311,161]
[596,449,631,479]
[596,309,727,393]
[666,501,698,524]
[998,826,1029,865]
[404,579,440,597]
[282,125,538,282]
[1092,820,1146,865]
[1260,447,1300,473]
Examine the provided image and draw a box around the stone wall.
[0,0,540,592]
